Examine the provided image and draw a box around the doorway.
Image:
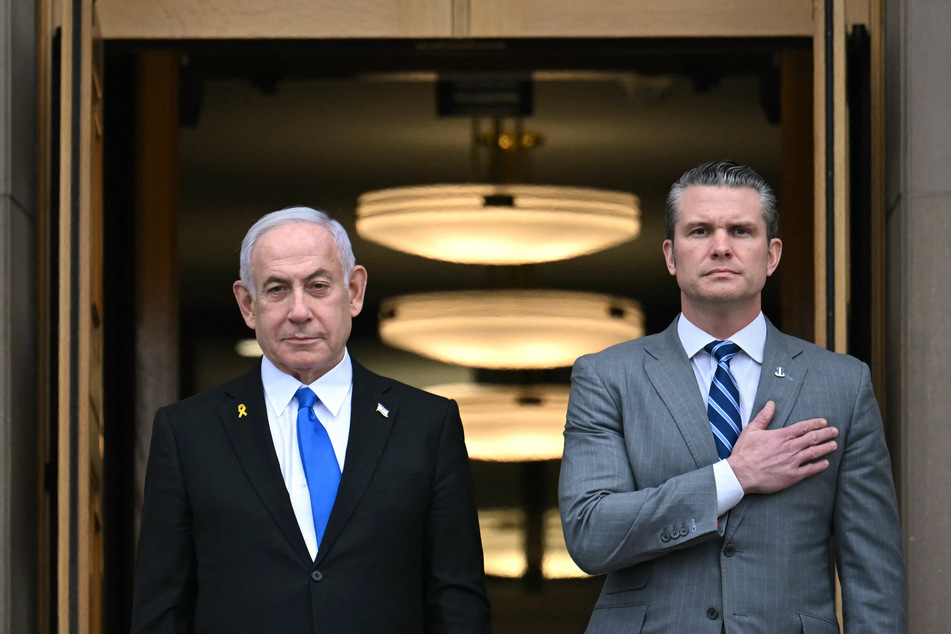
[100,37,815,633]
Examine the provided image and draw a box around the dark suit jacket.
[559,318,906,633]
[132,360,490,634]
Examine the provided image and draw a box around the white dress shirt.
[260,351,354,560]
[677,313,767,516]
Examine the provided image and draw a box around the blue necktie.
[295,387,341,548]
[704,341,742,460]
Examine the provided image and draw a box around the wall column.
[885,0,951,631]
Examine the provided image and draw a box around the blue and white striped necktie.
[704,340,742,460]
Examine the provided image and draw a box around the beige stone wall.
[885,0,951,631]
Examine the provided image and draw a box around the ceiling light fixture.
[428,383,569,462]
[379,290,643,369]
[478,509,588,579]
[235,338,263,357]
[355,183,640,265]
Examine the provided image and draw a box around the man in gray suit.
[559,161,906,633]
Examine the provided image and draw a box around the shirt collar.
[261,350,353,417]
[677,312,767,364]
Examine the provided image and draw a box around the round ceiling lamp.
[428,383,569,462]
[479,509,589,579]
[379,290,644,369]
[355,184,640,265]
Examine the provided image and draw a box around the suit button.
[723,544,736,557]
[310,570,324,582]
[706,607,719,620]
[660,529,671,542]
[679,523,688,537]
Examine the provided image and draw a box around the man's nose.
[287,290,312,321]
[710,230,733,257]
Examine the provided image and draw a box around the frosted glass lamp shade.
[427,383,570,462]
[356,184,640,265]
[379,290,643,369]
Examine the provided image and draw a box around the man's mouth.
[285,335,320,343]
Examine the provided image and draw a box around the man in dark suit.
[131,207,491,633]
[559,161,906,633]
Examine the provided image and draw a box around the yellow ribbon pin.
[238,404,248,418]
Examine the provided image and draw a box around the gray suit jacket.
[559,317,906,634]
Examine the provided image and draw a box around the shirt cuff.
[713,459,745,516]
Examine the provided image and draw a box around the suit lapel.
[726,320,808,536]
[643,319,719,469]
[750,321,808,431]
[219,364,312,565]
[315,361,395,565]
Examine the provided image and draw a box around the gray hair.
[239,206,356,297]
[665,160,779,242]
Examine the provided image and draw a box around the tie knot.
[295,386,317,410]
[704,340,740,363]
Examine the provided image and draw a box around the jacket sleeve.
[833,364,907,633]
[423,399,492,634]
[130,407,197,634]
[559,354,722,575]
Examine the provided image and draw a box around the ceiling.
[174,39,786,394]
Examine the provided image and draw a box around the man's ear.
[662,239,677,275]
[233,281,256,330]
[766,238,783,277]
[348,265,368,318]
